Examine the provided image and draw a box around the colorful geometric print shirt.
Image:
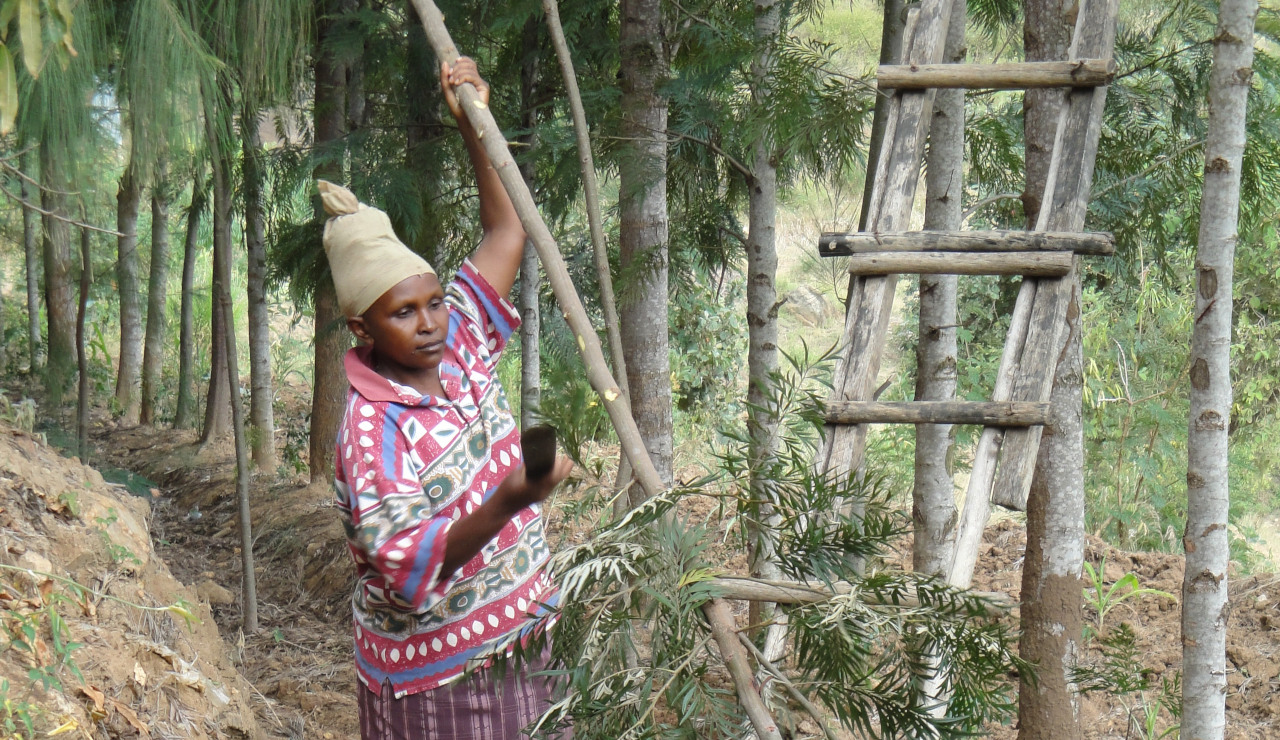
[334,259,557,698]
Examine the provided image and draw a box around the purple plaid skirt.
[356,648,571,740]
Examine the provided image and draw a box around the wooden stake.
[879,59,1115,89]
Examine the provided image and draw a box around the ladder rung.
[847,251,1072,277]
[825,401,1050,426]
[878,59,1116,90]
[818,230,1114,257]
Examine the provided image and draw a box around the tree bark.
[174,170,206,430]
[200,154,232,443]
[77,216,92,461]
[21,149,43,371]
[141,164,171,426]
[913,0,966,577]
[518,16,542,431]
[745,0,784,646]
[1018,2,1080,738]
[243,107,276,471]
[39,143,77,408]
[309,0,350,486]
[115,160,144,425]
[1183,2,1257,738]
[619,0,673,489]
[858,0,907,231]
[1021,0,1070,226]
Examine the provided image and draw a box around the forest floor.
[3,381,1280,738]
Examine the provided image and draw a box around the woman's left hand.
[441,56,489,123]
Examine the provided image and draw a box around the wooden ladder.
[817,0,1120,588]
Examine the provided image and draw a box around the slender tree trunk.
[1018,3,1080,738]
[309,0,350,486]
[1184,3,1256,738]
[21,149,43,371]
[746,0,783,639]
[39,144,77,408]
[243,107,276,472]
[141,164,171,426]
[517,16,542,430]
[175,170,207,430]
[115,160,144,425]
[858,0,907,231]
[619,0,673,490]
[542,0,629,395]
[77,215,92,461]
[201,151,233,443]
[913,0,966,577]
[201,73,259,631]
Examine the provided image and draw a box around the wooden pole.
[708,575,1015,609]
[406,4,781,737]
[407,0,663,502]
[878,59,1115,89]
[818,230,1114,256]
[704,599,784,740]
[826,400,1049,426]
[847,251,1072,276]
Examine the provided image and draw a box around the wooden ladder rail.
[818,0,956,485]
[947,0,1120,589]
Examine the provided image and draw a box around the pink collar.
[344,345,452,406]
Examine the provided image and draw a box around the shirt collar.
[344,345,455,406]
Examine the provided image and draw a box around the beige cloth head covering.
[318,180,435,317]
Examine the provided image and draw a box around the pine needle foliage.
[529,344,1025,739]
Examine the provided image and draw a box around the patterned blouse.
[334,260,556,698]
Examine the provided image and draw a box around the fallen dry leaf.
[78,684,105,713]
[107,699,150,739]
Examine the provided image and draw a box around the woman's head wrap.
[318,180,435,317]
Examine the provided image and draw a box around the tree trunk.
[200,152,234,443]
[1020,0,1070,226]
[309,0,350,486]
[745,0,783,641]
[517,16,542,431]
[21,149,43,371]
[913,0,965,577]
[1018,2,1080,738]
[1183,2,1257,738]
[115,160,144,425]
[141,164,171,426]
[76,216,92,461]
[39,144,77,408]
[619,0,672,490]
[858,0,907,231]
[175,170,207,430]
[201,79,258,631]
[243,107,276,472]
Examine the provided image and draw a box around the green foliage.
[1081,558,1174,643]
[0,678,39,740]
[669,274,745,427]
[536,343,1025,738]
[1073,623,1182,740]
